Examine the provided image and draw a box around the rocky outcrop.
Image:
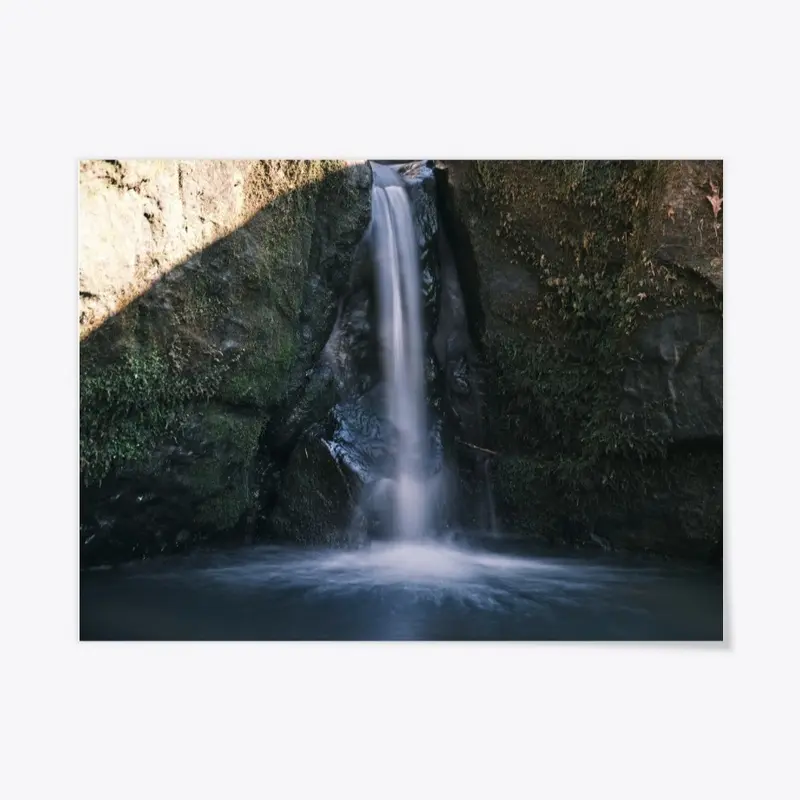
[81,158,721,565]
[80,160,371,565]
[436,160,723,560]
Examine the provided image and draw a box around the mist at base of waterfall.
[80,536,723,641]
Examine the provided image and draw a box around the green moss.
[216,309,297,408]
[204,410,264,459]
[80,346,227,485]
[189,413,263,530]
[80,160,354,488]
[212,160,358,408]
[196,486,250,530]
[271,433,355,546]
[138,410,260,531]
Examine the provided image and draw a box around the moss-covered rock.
[269,425,365,546]
[437,160,723,559]
[79,159,371,565]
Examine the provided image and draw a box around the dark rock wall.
[436,160,723,559]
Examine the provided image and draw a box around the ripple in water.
[168,541,643,612]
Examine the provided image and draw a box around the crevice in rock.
[433,163,486,351]
[428,163,499,531]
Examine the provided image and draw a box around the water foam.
[170,541,640,612]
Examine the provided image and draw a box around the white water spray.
[370,164,430,539]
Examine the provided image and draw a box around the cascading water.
[369,163,431,540]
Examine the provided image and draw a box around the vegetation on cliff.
[79,159,371,562]
[443,160,723,556]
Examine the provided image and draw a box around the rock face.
[80,160,371,565]
[436,160,723,559]
[81,158,722,565]
[623,310,723,442]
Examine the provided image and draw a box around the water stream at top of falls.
[369,163,431,540]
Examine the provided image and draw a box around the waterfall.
[370,163,431,540]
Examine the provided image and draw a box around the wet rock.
[269,427,363,546]
[325,388,393,481]
[268,384,392,543]
[322,288,378,398]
